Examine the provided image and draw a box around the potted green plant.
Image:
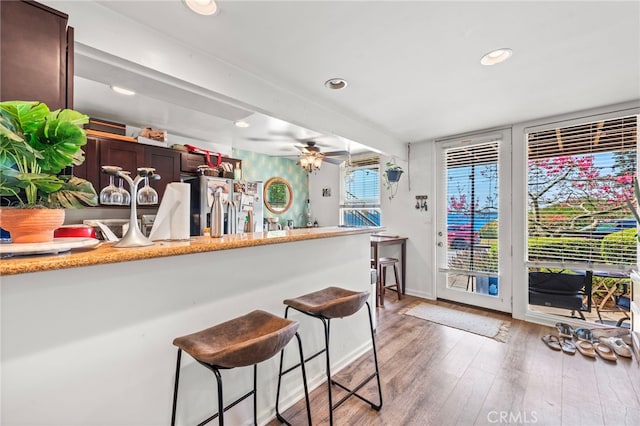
[0,101,98,243]
[383,161,404,200]
[384,161,404,183]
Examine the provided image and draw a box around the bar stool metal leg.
[275,331,312,425]
[171,349,182,426]
[328,303,382,411]
[195,364,256,426]
[279,299,383,426]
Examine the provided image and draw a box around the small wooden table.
[371,235,408,305]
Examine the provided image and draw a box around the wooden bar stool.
[378,257,401,306]
[171,310,311,426]
[276,287,383,425]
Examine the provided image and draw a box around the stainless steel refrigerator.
[184,176,263,236]
[235,181,263,233]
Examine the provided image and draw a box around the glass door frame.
[435,129,513,313]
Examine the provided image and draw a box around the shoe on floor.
[555,322,574,339]
[573,328,594,341]
[599,337,632,358]
[592,327,630,340]
[560,339,576,355]
[594,342,618,362]
[541,334,562,351]
[576,340,597,358]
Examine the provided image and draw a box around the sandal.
[555,322,574,339]
[573,328,594,342]
[576,340,597,358]
[592,327,630,340]
[541,334,562,351]
[594,342,618,362]
[599,337,632,358]
[560,338,576,355]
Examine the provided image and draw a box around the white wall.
[309,163,341,226]
[379,148,437,300]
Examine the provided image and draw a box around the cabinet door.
[144,148,181,202]
[72,138,99,184]
[180,152,207,174]
[0,1,71,110]
[98,140,145,192]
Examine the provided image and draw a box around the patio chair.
[528,270,593,319]
[596,282,631,327]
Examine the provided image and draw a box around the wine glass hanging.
[100,166,161,247]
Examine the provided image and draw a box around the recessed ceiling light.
[183,0,218,16]
[234,120,250,128]
[480,48,513,66]
[324,78,348,90]
[110,85,135,96]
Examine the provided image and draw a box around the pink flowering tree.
[528,153,635,237]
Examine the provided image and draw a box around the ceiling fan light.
[313,157,323,168]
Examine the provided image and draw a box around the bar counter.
[1,227,375,425]
[0,226,374,276]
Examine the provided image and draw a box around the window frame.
[339,156,381,227]
[525,114,639,273]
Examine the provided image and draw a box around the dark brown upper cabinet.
[89,138,181,205]
[144,146,181,202]
[0,0,74,110]
[97,140,145,195]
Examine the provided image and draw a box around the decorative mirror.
[264,177,293,214]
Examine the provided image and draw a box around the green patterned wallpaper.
[233,148,310,227]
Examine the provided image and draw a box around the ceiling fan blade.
[246,136,287,142]
[323,157,344,165]
[322,150,349,157]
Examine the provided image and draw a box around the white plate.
[0,238,100,256]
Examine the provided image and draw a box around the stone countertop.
[0,227,376,276]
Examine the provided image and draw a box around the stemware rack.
[101,166,160,248]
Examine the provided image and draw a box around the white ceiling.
[71,0,640,158]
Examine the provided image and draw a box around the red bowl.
[54,225,96,239]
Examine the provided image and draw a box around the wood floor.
[269,294,640,426]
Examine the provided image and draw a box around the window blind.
[445,141,500,275]
[340,156,381,227]
[526,114,638,269]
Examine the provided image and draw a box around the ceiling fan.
[295,141,349,165]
